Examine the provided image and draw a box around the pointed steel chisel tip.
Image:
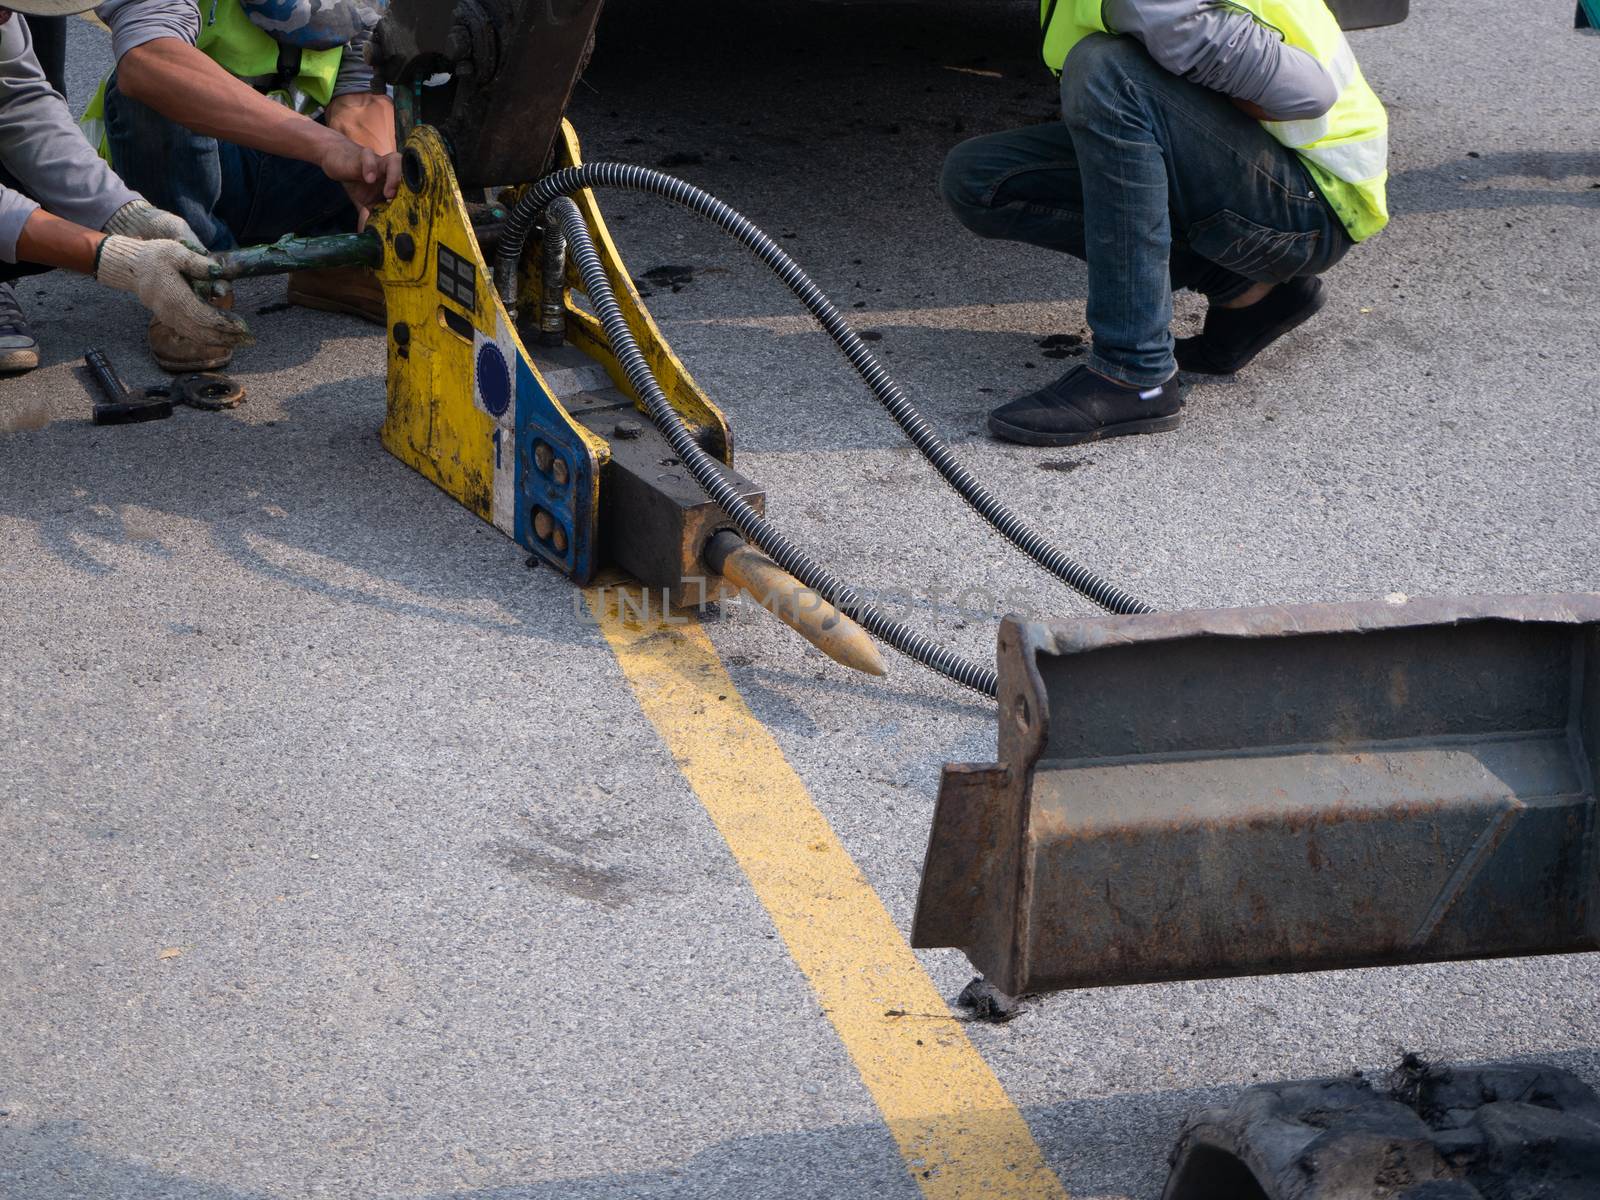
[704,531,887,679]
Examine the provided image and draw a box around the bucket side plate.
[914,595,1600,996]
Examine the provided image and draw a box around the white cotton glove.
[95,236,254,349]
[103,200,207,254]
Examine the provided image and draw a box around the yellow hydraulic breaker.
[202,0,885,671]
[362,122,758,603]
[204,124,801,617]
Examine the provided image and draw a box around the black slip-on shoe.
[986,363,1186,447]
[1175,276,1326,376]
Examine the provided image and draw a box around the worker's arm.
[1102,0,1340,121]
[4,203,250,348]
[323,24,396,225]
[95,1,399,210]
[321,20,393,155]
[115,39,397,208]
[326,92,395,156]
[0,15,140,240]
[323,92,394,227]
[326,26,395,157]
[331,24,382,104]
[0,15,245,345]
[14,207,105,273]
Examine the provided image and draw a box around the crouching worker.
[83,0,400,372]
[0,0,249,375]
[944,0,1389,446]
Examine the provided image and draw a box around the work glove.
[103,200,207,255]
[94,236,254,350]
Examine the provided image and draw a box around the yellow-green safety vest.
[1040,0,1389,241]
[81,0,345,161]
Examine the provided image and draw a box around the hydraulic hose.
[500,163,1155,622]
[544,196,1000,696]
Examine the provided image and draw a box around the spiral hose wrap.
[506,165,1155,694]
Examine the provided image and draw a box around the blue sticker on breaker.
[477,342,511,418]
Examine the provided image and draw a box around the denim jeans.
[103,74,357,253]
[942,34,1351,388]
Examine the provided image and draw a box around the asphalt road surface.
[4,3,1600,1197]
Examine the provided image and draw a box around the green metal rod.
[206,231,384,282]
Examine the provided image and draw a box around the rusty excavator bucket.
[913,595,1600,997]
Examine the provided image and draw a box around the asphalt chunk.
[957,976,1021,1023]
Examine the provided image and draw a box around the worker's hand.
[94,236,254,350]
[1231,97,1276,122]
[102,200,207,254]
[318,131,403,231]
[325,92,398,157]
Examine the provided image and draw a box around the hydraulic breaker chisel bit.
[703,530,887,678]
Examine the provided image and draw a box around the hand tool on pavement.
[86,350,246,424]
[143,372,248,412]
[162,372,247,412]
[85,348,173,425]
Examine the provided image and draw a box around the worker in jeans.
[944,0,1389,446]
[0,0,251,375]
[80,0,400,371]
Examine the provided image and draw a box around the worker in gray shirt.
[944,0,1389,446]
[0,0,250,375]
[83,0,398,372]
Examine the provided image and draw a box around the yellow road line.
[589,587,1067,1200]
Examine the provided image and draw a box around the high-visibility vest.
[1039,0,1389,241]
[81,0,345,160]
